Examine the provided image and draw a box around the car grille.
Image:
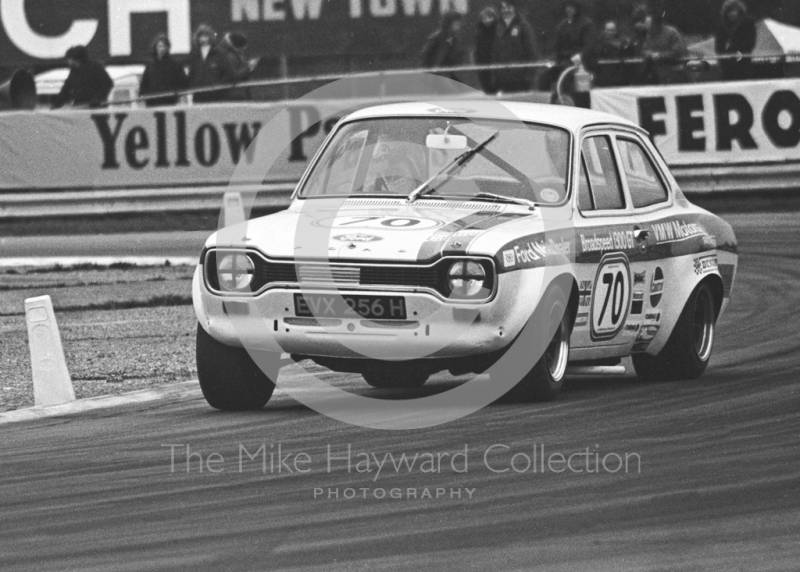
[250,262,441,292]
[205,250,494,300]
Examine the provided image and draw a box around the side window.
[581,136,624,210]
[577,157,594,211]
[617,138,669,208]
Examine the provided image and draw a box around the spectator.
[139,34,188,107]
[187,24,224,102]
[218,32,255,100]
[554,1,595,68]
[51,45,113,109]
[715,0,756,81]
[586,20,635,87]
[493,0,537,93]
[421,12,465,82]
[474,7,499,93]
[630,7,650,57]
[640,10,688,84]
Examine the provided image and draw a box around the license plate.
[294,294,406,320]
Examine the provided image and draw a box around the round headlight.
[447,260,488,299]
[217,253,254,292]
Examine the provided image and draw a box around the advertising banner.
[0,0,468,66]
[591,78,800,166]
[0,102,350,192]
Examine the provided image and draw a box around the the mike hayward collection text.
[161,443,642,478]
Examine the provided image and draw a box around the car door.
[570,131,646,357]
[612,132,674,353]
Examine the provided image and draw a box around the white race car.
[192,101,737,410]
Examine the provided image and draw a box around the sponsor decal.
[645,312,661,323]
[590,253,631,341]
[540,188,560,203]
[624,323,640,333]
[650,267,664,307]
[426,107,476,115]
[575,313,589,327]
[636,324,660,342]
[580,231,635,253]
[634,271,646,284]
[650,220,705,244]
[632,324,660,352]
[332,234,382,242]
[511,238,570,265]
[502,250,516,268]
[578,280,592,308]
[694,254,718,275]
[630,287,644,315]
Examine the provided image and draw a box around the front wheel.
[633,282,716,382]
[505,287,571,402]
[196,324,279,410]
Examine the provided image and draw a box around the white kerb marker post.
[24,295,75,406]
[223,191,246,229]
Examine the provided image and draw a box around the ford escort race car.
[193,101,737,410]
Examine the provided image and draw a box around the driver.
[364,140,426,195]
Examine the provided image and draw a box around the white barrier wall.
[591,78,800,167]
[2,83,799,218]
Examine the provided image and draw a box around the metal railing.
[91,50,798,109]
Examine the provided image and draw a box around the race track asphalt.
[1,212,798,571]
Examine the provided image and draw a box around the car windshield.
[298,117,571,206]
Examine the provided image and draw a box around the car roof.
[344,100,642,134]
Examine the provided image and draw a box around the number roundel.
[590,253,632,341]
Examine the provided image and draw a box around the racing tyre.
[632,282,716,382]
[196,324,279,410]
[362,363,429,389]
[506,286,571,402]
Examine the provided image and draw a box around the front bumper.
[193,265,545,360]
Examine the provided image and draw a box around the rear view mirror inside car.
[426,133,468,150]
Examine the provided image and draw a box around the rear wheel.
[633,282,716,382]
[196,324,279,410]
[506,286,571,402]
[362,363,429,389]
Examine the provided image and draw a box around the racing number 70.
[598,271,625,326]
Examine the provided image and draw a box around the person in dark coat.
[186,24,224,103]
[51,45,113,109]
[217,32,255,100]
[421,12,465,81]
[493,0,537,93]
[641,10,688,84]
[474,7,499,94]
[554,1,595,68]
[586,20,635,87]
[715,0,757,81]
[139,34,188,107]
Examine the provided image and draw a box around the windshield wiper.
[469,192,537,211]
[406,131,499,204]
